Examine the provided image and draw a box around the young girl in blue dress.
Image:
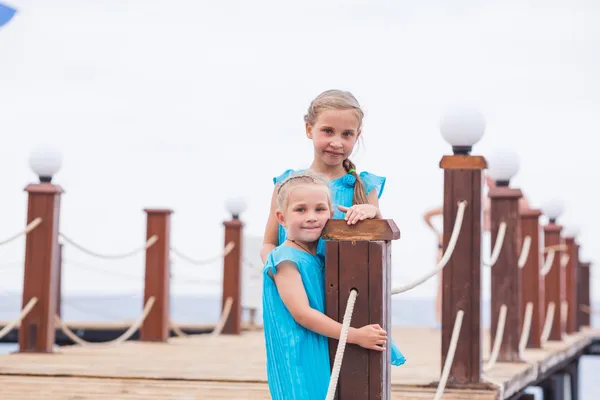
[261,89,406,367]
[263,171,388,400]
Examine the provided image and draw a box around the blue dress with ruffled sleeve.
[273,169,406,367]
[262,245,331,399]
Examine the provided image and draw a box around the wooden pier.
[0,326,598,399]
[0,119,597,399]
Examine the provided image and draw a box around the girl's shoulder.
[358,171,386,199]
[332,171,386,199]
[263,245,322,276]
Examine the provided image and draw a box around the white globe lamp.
[541,199,564,224]
[440,108,486,155]
[563,225,581,238]
[28,148,62,183]
[486,149,520,187]
[226,197,247,219]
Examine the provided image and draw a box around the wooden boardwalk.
[0,326,597,399]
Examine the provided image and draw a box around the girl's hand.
[338,204,378,225]
[351,324,387,351]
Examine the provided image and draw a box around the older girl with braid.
[261,89,406,367]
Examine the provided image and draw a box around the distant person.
[261,89,406,367]
[262,172,388,399]
[423,175,531,326]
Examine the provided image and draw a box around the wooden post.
[543,223,564,341]
[222,218,243,335]
[56,243,63,317]
[578,261,591,328]
[519,210,544,348]
[323,219,400,400]
[489,186,523,361]
[20,183,63,353]
[140,209,172,342]
[564,236,578,334]
[440,155,486,385]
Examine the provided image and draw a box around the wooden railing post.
[563,235,578,334]
[323,219,400,400]
[578,261,591,328]
[543,222,564,341]
[222,217,243,335]
[140,209,172,342]
[519,210,544,348]
[20,183,63,353]
[440,155,486,384]
[489,185,523,361]
[56,242,63,318]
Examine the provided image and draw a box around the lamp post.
[486,149,523,361]
[439,107,486,384]
[222,197,247,334]
[562,225,580,334]
[20,148,63,352]
[541,199,565,341]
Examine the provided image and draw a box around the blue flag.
[0,2,17,28]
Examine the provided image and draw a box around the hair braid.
[343,158,368,205]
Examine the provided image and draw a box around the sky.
[0,0,598,302]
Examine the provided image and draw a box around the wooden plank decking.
[0,326,597,399]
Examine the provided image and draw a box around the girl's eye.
[295,207,305,212]
[316,207,326,212]
[343,131,354,137]
[322,128,333,134]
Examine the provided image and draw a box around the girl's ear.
[305,123,313,139]
[276,209,286,227]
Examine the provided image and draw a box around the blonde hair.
[304,89,368,205]
[277,171,332,212]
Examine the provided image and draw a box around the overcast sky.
[0,0,597,302]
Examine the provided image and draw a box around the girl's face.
[306,109,361,167]
[276,185,333,243]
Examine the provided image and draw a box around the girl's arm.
[423,207,443,236]
[261,186,279,264]
[273,261,386,351]
[366,189,383,219]
[338,190,383,225]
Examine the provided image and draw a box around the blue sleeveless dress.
[263,245,331,399]
[273,169,406,367]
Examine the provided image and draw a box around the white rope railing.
[483,304,507,372]
[0,297,38,340]
[170,296,234,338]
[560,254,570,269]
[211,297,234,336]
[55,296,155,346]
[433,310,464,400]
[540,250,555,276]
[561,301,568,326]
[541,302,555,344]
[170,322,188,337]
[59,233,158,260]
[483,222,507,268]
[0,218,42,247]
[391,201,467,295]
[326,289,358,400]
[544,244,567,253]
[517,236,531,268]
[519,302,533,357]
[171,242,235,266]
